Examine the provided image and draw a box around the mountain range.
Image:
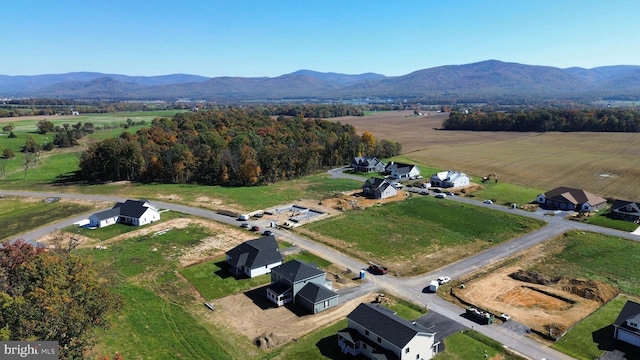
[2,60,640,103]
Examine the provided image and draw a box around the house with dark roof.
[362,177,397,200]
[430,170,470,188]
[266,259,339,314]
[536,187,607,212]
[351,157,386,173]
[613,300,640,348]
[338,303,438,360]
[386,162,421,180]
[225,236,283,278]
[610,200,640,222]
[88,199,160,228]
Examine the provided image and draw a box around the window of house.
[364,330,369,336]
[363,344,367,350]
[416,354,420,359]
[405,347,410,353]
[377,336,381,343]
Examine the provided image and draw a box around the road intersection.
[3,185,637,360]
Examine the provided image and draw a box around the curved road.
[3,184,638,360]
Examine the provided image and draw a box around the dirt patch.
[454,265,619,338]
[208,291,375,349]
[319,189,409,211]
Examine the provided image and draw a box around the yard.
[303,195,544,275]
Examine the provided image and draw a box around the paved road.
[4,186,637,360]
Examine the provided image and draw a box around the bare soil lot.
[208,291,375,350]
[450,245,619,339]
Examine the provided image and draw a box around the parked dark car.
[262,230,273,236]
[368,262,388,275]
[251,225,260,232]
[240,223,250,228]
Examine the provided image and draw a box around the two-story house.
[266,259,339,314]
[338,303,438,360]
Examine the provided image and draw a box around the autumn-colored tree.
[361,131,376,156]
[0,239,121,359]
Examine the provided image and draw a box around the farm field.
[303,195,545,275]
[331,110,640,201]
[0,196,97,241]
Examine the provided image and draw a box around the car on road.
[251,225,260,232]
[499,313,511,322]
[445,192,454,196]
[254,213,264,218]
[437,276,451,285]
[435,193,446,198]
[392,182,403,189]
[240,223,250,228]
[483,199,493,204]
[262,230,273,236]
[368,262,388,275]
[419,190,429,195]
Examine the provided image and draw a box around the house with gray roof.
[88,199,160,228]
[536,187,607,212]
[266,259,339,314]
[362,177,397,199]
[338,303,438,360]
[351,157,386,173]
[610,200,640,222]
[386,161,421,180]
[613,300,640,348]
[225,236,283,278]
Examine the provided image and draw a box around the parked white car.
[483,200,493,204]
[435,193,446,198]
[437,276,451,285]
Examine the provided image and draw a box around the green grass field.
[530,231,640,296]
[552,295,631,360]
[433,330,525,360]
[305,196,544,274]
[0,197,92,241]
[180,249,332,301]
[79,222,266,359]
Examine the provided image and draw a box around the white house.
[338,303,438,360]
[225,236,283,278]
[362,177,398,200]
[613,300,640,348]
[88,199,160,228]
[386,162,421,180]
[430,171,470,188]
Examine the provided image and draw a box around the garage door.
[617,329,640,347]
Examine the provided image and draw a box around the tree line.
[78,108,401,185]
[442,109,640,132]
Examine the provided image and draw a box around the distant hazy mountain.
[2,60,640,102]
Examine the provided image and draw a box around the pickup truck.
[368,262,388,275]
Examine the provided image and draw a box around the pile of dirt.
[509,270,619,303]
[558,278,620,303]
[509,270,563,285]
[254,332,288,349]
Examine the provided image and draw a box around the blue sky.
[3,0,640,77]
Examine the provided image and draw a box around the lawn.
[0,197,92,241]
[78,222,267,359]
[530,230,640,296]
[65,210,184,241]
[552,295,631,360]
[305,196,544,274]
[584,212,639,232]
[433,330,525,360]
[180,249,333,301]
